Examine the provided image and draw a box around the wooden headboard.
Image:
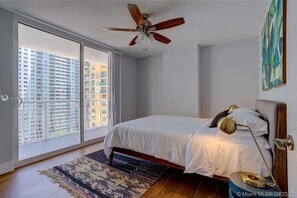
[255,99,287,192]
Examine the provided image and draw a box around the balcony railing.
[18,99,107,145]
[84,99,108,129]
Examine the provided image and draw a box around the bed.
[104,100,287,192]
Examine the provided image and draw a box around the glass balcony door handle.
[17,95,23,107]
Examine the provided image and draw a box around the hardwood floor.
[0,142,228,198]
[143,169,228,198]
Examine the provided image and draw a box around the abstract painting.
[262,0,286,90]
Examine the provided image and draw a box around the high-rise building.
[84,61,108,128]
[18,47,80,145]
[18,47,108,145]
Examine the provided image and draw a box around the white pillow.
[216,130,270,149]
[227,113,268,136]
[230,108,260,117]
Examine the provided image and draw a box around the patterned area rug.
[40,150,168,198]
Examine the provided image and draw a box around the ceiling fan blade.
[102,27,137,32]
[127,4,144,25]
[152,17,185,31]
[129,36,138,46]
[152,33,171,44]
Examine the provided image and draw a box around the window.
[100,71,107,78]
[83,46,108,141]
[18,23,80,160]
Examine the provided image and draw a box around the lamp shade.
[217,117,237,134]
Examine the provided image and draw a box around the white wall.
[137,46,200,118]
[120,55,138,122]
[201,38,259,118]
[0,8,16,172]
[162,46,199,117]
[137,55,163,117]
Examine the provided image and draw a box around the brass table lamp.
[228,104,239,113]
[218,116,277,188]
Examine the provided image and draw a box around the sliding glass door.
[83,47,109,141]
[18,24,81,160]
[17,23,110,161]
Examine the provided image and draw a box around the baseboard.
[0,161,15,175]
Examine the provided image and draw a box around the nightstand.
[229,172,281,198]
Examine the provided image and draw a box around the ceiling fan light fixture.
[135,38,142,45]
[138,31,145,41]
[136,31,146,45]
[148,33,155,43]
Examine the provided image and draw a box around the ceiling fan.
[103,4,185,46]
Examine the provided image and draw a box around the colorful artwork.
[262,0,286,90]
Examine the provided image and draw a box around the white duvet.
[185,120,272,177]
[104,115,272,178]
[104,115,208,166]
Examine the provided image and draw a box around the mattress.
[104,115,272,178]
[104,115,209,166]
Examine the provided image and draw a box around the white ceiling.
[0,0,270,59]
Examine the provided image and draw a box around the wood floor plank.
[214,180,229,198]
[194,176,220,198]
[142,168,176,197]
[148,171,184,198]
[170,173,201,198]
[0,143,228,198]
[143,170,211,198]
